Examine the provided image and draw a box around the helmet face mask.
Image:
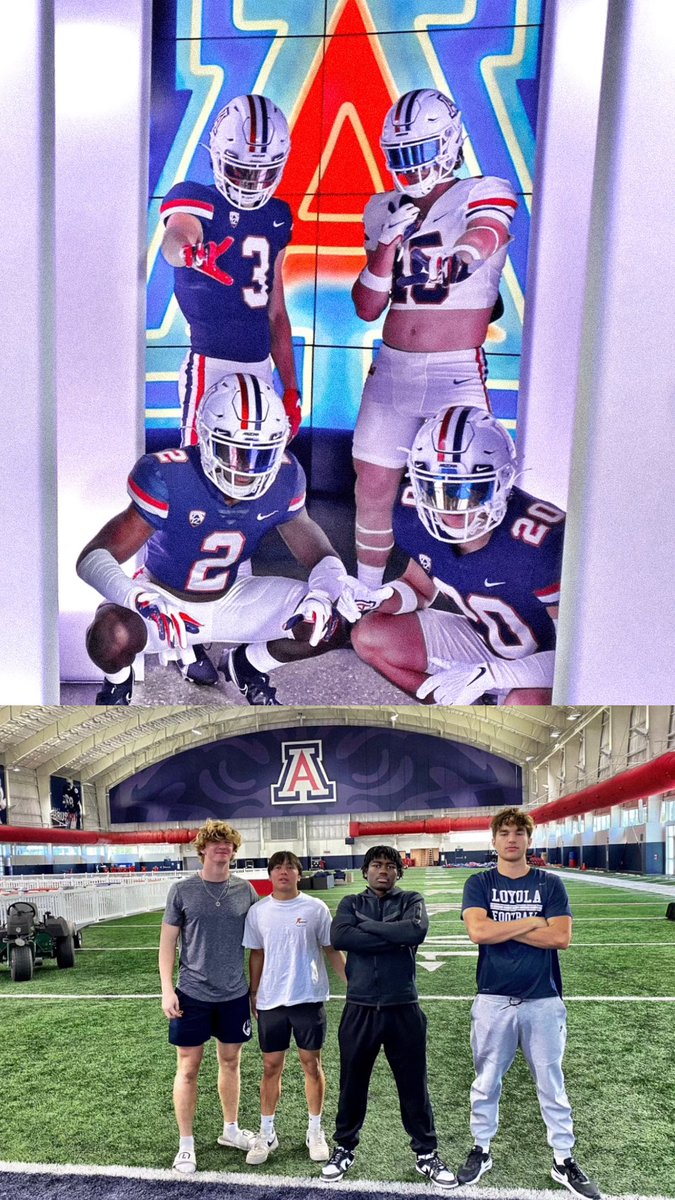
[408,408,516,544]
[381,89,464,198]
[209,94,290,210]
[196,374,289,501]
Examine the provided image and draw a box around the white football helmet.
[209,94,290,210]
[408,407,516,544]
[196,374,289,501]
[381,88,464,198]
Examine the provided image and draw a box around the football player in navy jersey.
[351,89,517,591]
[77,375,388,707]
[160,94,301,685]
[351,407,564,705]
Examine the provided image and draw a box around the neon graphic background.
[147,0,544,492]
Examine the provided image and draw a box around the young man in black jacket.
[321,845,456,1189]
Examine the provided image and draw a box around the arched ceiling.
[0,705,605,794]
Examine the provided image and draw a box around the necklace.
[199,872,231,907]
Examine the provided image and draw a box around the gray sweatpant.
[469,993,575,1154]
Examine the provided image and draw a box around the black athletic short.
[169,987,252,1047]
[257,1002,327,1053]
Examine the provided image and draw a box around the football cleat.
[408,406,516,545]
[95,670,133,706]
[381,89,464,198]
[209,94,290,210]
[176,643,218,686]
[196,374,289,501]
[219,645,281,706]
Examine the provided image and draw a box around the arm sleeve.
[242,904,263,949]
[275,200,294,250]
[532,519,566,612]
[465,176,518,230]
[160,181,215,227]
[357,894,429,945]
[127,455,170,529]
[275,456,307,525]
[163,882,184,928]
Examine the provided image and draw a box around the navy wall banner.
[50,778,83,830]
[109,727,521,824]
[0,765,6,824]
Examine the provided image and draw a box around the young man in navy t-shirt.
[458,808,600,1199]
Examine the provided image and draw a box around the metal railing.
[0,877,177,930]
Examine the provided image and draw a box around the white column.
[518,0,608,509]
[555,1,675,702]
[0,4,59,702]
[55,0,152,679]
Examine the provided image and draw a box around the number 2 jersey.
[160,181,293,359]
[363,177,517,311]
[394,486,564,659]
[127,446,305,594]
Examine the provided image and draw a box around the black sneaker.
[177,643,218,685]
[551,1157,601,1199]
[457,1145,493,1185]
[95,670,133,706]
[219,645,280,706]
[321,1146,355,1182]
[415,1151,458,1189]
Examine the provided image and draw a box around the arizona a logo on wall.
[271,741,337,806]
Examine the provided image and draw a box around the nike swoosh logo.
[453,378,472,385]
[257,510,279,520]
[273,220,285,227]
[484,579,506,588]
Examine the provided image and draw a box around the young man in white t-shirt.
[242,851,347,1165]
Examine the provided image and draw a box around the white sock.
[479,1141,490,1153]
[261,1114,276,1137]
[106,665,132,684]
[179,1136,194,1152]
[308,1114,322,1134]
[555,1152,572,1165]
[246,644,282,673]
[357,563,385,588]
[223,1121,239,1137]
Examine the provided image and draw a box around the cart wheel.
[10,944,34,982]
[56,934,76,969]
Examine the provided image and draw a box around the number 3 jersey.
[363,177,517,311]
[127,446,305,595]
[160,181,293,360]
[394,486,565,659]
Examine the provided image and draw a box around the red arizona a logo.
[271,741,337,806]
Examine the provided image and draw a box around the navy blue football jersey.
[160,182,293,359]
[393,486,564,659]
[127,446,305,594]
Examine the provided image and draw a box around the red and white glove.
[283,387,302,439]
[379,199,421,246]
[336,577,394,623]
[133,590,203,652]
[181,242,209,269]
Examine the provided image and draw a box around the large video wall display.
[109,725,522,822]
[148,0,544,489]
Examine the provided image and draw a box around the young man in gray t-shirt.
[159,819,259,1174]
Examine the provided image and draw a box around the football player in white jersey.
[351,88,517,590]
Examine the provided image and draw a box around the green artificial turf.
[1,869,674,1194]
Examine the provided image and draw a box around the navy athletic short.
[257,1002,327,1053]
[169,987,253,1047]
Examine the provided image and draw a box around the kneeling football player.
[351,406,564,705]
[77,374,389,706]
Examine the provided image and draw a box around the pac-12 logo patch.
[271,740,337,806]
[189,510,206,527]
[419,554,432,572]
[229,211,240,228]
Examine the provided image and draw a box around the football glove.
[181,241,209,269]
[284,590,337,648]
[283,387,302,439]
[416,661,493,706]
[379,199,421,246]
[307,555,349,603]
[336,577,394,623]
[133,591,203,652]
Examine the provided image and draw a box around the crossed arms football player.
[352,407,563,705]
[77,374,390,706]
[351,88,517,590]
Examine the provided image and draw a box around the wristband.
[390,580,419,613]
[77,548,139,608]
[358,266,392,293]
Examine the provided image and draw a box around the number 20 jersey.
[127,446,305,594]
[160,181,292,360]
[394,486,564,660]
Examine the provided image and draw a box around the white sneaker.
[246,1131,279,1165]
[306,1128,330,1162]
[217,1127,256,1150]
[172,1148,197,1174]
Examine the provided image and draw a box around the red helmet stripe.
[247,94,257,152]
[437,408,454,460]
[237,372,250,429]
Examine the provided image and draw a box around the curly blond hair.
[193,819,242,859]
